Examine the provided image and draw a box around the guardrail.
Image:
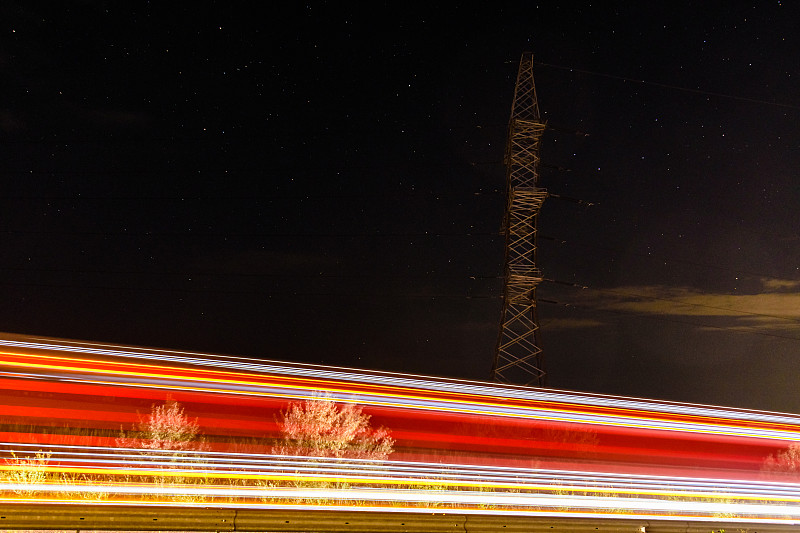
[1,504,799,532]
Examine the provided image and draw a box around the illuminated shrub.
[273,396,394,460]
[763,443,800,475]
[117,399,206,452]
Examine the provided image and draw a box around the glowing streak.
[6,338,800,433]
[4,334,800,526]
[2,482,800,524]
[3,351,800,442]
[3,445,800,505]
[9,337,800,431]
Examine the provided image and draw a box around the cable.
[539,234,800,285]
[535,61,800,112]
[0,230,499,238]
[4,190,504,200]
[0,265,502,281]
[0,280,499,299]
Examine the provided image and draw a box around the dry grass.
[1,450,51,494]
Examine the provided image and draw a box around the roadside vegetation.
[0,397,786,519]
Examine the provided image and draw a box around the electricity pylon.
[491,52,547,387]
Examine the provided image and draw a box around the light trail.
[2,443,800,501]
[7,336,800,430]
[2,347,799,442]
[1,332,800,526]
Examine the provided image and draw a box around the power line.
[0,280,497,299]
[3,190,504,201]
[0,265,502,281]
[0,230,499,238]
[535,61,800,112]
[539,234,800,285]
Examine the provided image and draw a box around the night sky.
[3,3,800,413]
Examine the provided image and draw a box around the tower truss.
[491,52,547,387]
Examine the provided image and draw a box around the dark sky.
[3,3,800,412]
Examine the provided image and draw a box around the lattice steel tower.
[491,52,547,387]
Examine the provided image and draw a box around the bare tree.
[763,443,800,475]
[273,396,393,461]
[117,399,206,452]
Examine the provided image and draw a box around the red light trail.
[1,332,800,526]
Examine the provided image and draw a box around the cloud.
[544,318,606,330]
[760,278,800,292]
[565,278,800,333]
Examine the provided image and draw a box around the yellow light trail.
[2,333,800,527]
